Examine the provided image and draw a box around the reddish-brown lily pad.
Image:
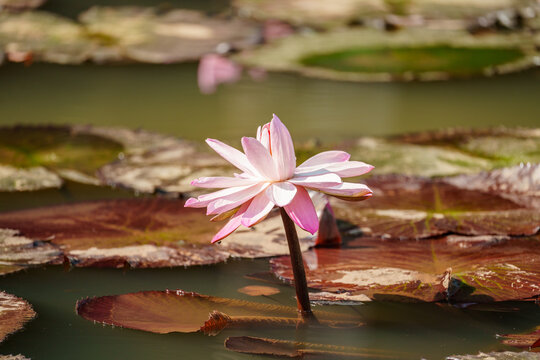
[501,326,540,351]
[0,198,315,268]
[0,291,35,343]
[76,290,363,335]
[331,175,539,240]
[271,236,540,303]
[225,336,397,359]
[238,285,280,296]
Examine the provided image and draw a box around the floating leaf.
[233,0,534,28]
[0,198,315,268]
[446,352,540,360]
[501,326,540,351]
[0,125,123,189]
[76,290,363,335]
[236,28,536,82]
[0,355,31,360]
[0,291,35,343]
[238,286,280,296]
[0,165,62,192]
[0,0,45,10]
[79,7,259,64]
[445,164,540,209]
[0,11,94,64]
[331,175,539,240]
[225,336,397,359]
[271,236,540,303]
[0,229,60,276]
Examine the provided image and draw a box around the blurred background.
[0,0,539,142]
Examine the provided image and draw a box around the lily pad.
[501,326,540,351]
[445,164,540,209]
[233,0,535,28]
[236,28,536,81]
[396,127,540,168]
[0,291,35,343]
[0,228,59,276]
[0,198,316,268]
[331,175,539,240]
[0,165,62,192]
[225,336,396,359]
[0,11,94,64]
[0,0,45,11]
[447,352,540,360]
[270,236,540,303]
[0,125,123,189]
[238,285,280,296]
[79,6,260,64]
[76,290,363,335]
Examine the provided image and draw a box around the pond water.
[1,4,540,358]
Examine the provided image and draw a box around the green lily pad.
[331,175,538,240]
[0,228,59,276]
[225,336,398,359]
[76,290,363,335]
[0,291,35,344]
[271,235,540,303]
[236,28,536,81]
[447,352,540,360]
[396,127,540,168]
[348,137,491,177]
[79,6,260,64]
[0,11,94,64]
[0,126,123,188]
[0,198,316,268]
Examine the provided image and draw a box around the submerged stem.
[279,207,312,316]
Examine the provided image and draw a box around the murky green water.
[1,63,540,144]
[1,8,540,358]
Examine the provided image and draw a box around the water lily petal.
[289,173,342,189]
[325,161,374,178]
[256,123,271,151]
[207,182,269,215]
[191,176,260,188]
[317,182,373,201]
[284,186,318,234]
[241,192,275,227]
[269,114,296,180]
[185,185,256,208]
[206,139,259,176]
[241,137,278,180]
[297,151,350,169]
[211,202,250,243]
[266,182,297,207]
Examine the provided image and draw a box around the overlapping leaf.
[0,229,59,276]
[501,326,540,351]
[271,236,540,303]
[0,198,315,268]
[331,175,539,240]
[76,290,363,335]
[0,291,35,343]
[225,336,397,359]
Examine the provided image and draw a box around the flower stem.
[279,207,312,316]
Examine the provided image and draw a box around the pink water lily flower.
[185,114,373,243]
